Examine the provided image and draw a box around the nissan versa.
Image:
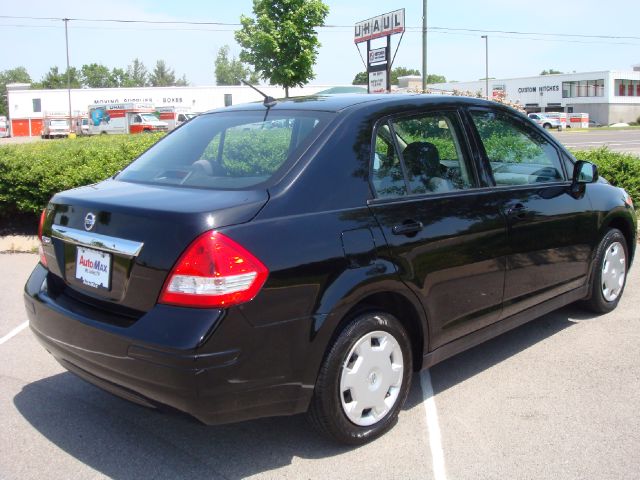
[25,94,636,445]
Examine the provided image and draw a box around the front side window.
[470,110,564,186]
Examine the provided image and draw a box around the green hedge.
[573,147,640,206]
[0,134,164,216]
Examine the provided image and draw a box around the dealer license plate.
[75,247,111,290]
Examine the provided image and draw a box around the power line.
[2,20,640,46]
[1,14,640,41]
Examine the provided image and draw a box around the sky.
[1,0,640,86]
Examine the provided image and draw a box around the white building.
[429,67,640,124]
[5,83,343,137]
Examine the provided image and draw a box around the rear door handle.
[506,203,527,220]
[392,221,424,236]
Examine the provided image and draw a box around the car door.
[466,108,597,318]
[368,108,509,349]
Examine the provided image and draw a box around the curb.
[0,235,39,253]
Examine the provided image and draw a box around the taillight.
[38,209,47,267]
[158,231,268,308]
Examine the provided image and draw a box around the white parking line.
[420,369,447,480]
[0,321,29,345]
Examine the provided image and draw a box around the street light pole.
[481,35,488,100]
[63,18,72,131]
[422,0,427,92]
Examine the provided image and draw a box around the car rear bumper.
[24,264,311,425]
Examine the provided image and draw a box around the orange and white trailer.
[156,106,194,130]
[568,113,590,128]
[88,103,168,135]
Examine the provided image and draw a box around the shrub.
[573,147,640,206]
[0,134,163,217]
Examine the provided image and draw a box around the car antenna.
[239,79,278,108]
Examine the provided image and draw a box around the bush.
[572,147,640,206]
[0,134,164,217]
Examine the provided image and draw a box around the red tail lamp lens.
[38,209,47,267]
[159,231,268,308]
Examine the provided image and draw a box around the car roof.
[207,93,502,114]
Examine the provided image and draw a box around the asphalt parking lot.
[553,128,640,155]
[1,253,639,479]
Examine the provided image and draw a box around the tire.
[307,311,412,445]
[582,228,628,313]
[543,123,552,129]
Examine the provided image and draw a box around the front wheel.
[582,228,628,313]
[307,311,412,445]
[543,123,552,129]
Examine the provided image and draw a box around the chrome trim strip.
[51,225,144,258]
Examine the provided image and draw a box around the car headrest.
[402,142,441,177]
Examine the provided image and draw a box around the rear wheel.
[307,311,412,445]
[582,228,628,313]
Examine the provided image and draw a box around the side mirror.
[573,160,598,184]
[571,160,598,195]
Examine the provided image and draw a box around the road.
[553,128,640,155]
[0,253,639,479]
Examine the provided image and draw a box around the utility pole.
[481,35,489,100]
[63,18,72,130]
[422,0,427,92]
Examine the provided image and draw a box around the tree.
[235,0,329,97]
[352,71,368,85]
[175,74,189,87]
[540,69,563,75]
[149,60,176,87]
[81,63,114,88]
[426,74,446,84]
[0,67,32,116]
[110,68,130,87]
[125,58,149,87]
[37,66,81,89]
[215,45,259,85]
[352,68,446,86]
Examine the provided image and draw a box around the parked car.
[528,112,563,130]
[26,94,636,445]
[588,119,604,128]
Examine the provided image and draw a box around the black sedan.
[25,94,636,445]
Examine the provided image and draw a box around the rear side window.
[470,110,565,186]
[117,111,334,189]
[371,111,474,198]
[372,125,407,198]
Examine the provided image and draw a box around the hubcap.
[339,330,404,427]
[601,241,626,302]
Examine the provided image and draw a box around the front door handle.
[392,220,424,236]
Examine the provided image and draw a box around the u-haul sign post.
[354,9,405,94]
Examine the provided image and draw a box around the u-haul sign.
[354,9,405,44]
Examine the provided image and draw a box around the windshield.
[50,119,69,127]
[140,113,159,123]
[117,110,334,189]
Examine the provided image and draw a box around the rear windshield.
[117,110,334,189]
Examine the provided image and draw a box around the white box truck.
[88,103,168,135]
[41,112,72,139]
[156,106,195,130]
